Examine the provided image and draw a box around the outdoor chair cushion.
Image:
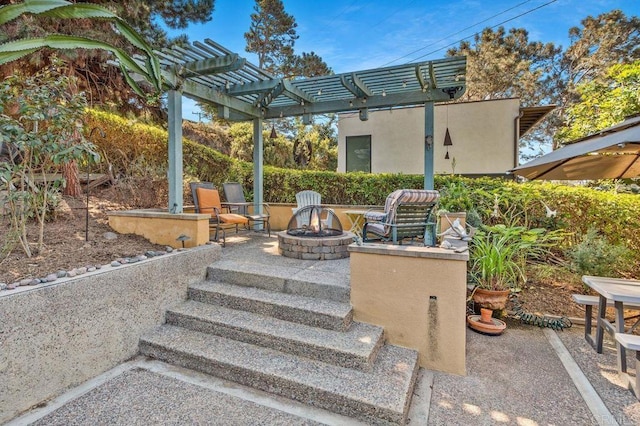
[190,181,215,214]
[366,222,385,236]
[363,211,386,221]
[196,187,248,225]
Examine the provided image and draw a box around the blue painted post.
[167,90,183,213]
[424,101,435,190]
[253,118,264,230]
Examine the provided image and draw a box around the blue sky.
[168,0,640,120]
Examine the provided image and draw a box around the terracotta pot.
[472,287,510,310]
[479,308,493,324]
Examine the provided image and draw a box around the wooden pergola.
[154,39,467,213]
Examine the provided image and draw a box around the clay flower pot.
[467,308,507,335]
[480,308,493,324]
[472,287,511,310]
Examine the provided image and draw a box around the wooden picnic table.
[582,275,640,373]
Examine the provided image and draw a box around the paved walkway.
[9,234,640,425]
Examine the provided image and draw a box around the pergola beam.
[261,89,457,119]
[227,79,279,96]
[428,63,438,89]
[351,73,373,97]
[163,72,261,118]
[180,54,245,77]
[340,75,365,98]
[415,66,428,92]
[282,80,315,105]
[256,81,285,108]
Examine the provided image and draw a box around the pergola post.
[253,118,264,228]
[424,101,435,190]
[167,89,183,213]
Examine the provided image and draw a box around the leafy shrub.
[566,227,633,278]
[1,61,97,257]
[470,224,567,290]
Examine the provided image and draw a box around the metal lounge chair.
[362,189,440,246]
[222,182,271,236]
[190,182,248,246]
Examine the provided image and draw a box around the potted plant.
[469,227,524,311]
[469,224,561,312]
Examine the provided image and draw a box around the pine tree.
[244,0,298,76]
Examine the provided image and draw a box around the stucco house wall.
[337,98,520,176]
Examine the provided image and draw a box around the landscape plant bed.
[0,188,598,321]
[1,190,168,287]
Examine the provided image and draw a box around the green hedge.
[85,109,640,260]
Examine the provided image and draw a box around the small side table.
[344,210,369,237]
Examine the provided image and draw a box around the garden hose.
[510,295,572,331]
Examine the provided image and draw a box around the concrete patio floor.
[8,234,640,425]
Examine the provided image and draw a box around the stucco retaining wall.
[349,243,468,375]
[0,244,221,423]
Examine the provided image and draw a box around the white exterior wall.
[337,98,520,175]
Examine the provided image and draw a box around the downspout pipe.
[514,110,524,168]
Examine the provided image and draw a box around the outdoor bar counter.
[349,243,469,375]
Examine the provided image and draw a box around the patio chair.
[190,182,216,214]
[362,189,440,246]
[222,182,271,236]
[292,190,333,228]
[190,182,248,246]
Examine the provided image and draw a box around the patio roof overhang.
[151,40,466,214]
[519,105,556,137]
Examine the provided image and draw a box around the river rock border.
[0,246,185,292]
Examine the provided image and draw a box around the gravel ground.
[31,368,322,426]
[556,327,640,425]
[428,320,596,425]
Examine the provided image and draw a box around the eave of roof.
[519,105,556,136]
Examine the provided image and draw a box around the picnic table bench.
[615,333,640,400]
[572,294,640,341]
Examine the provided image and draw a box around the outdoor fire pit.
[277,206,354,260]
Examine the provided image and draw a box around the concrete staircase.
[139,262,419,425]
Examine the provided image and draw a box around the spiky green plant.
[470,229,524,291]
[0,0,162,98]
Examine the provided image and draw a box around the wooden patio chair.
[190,182,248,246]
[292,190,333,228]
[222,182,271,236]
[362,189,440,246]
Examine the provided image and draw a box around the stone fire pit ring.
[277,231,355,260]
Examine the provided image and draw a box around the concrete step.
[166,300,384,371]
[140,325,419,425]
[188,281,353,331]
[206,260,350,302]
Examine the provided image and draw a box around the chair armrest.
[224,201,271,216]
[209,206,224,221]
[246,202,271,215]
[364,210,386,221]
